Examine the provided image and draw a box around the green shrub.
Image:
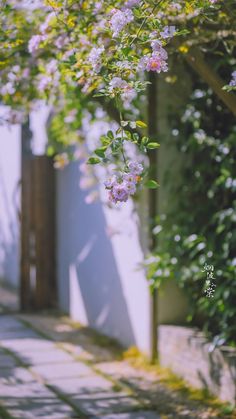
[146,71,236,347]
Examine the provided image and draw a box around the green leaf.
[145,180,160,189]
[141,136,149,145]
[107,130,114,139]
[133,133,140,142]
[136,120,147,128]
[94,147,107,158]
[147,142,160,149]
[100,135,111,146]
[87,157,101,165]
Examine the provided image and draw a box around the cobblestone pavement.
[0,286,235,419]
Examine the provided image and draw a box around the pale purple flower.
[46,59,58,74]
[128,161,143,175]
[63,49,75,60]
[124,0,140,8]
[28,34,45,54]
[160,26,176,39]
[123,172,137,183]
[151,39,163,52]
[124,181,136,195]
[229,71,236,87]
[109,77,128,90]
[55,35,67,50]
[40,12,54,33]
[110,9,134,38]
[104,175,117,189]
[121,86,136,106]
[111,183,129,203]
[88,46,104,73]
[1,82,15,95]
[64,109,77,124]
[93,1,103,14]
[22,68,30,78]
[38,75,51,92]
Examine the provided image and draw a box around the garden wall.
[56,162,152,354]
[159,325,236,404]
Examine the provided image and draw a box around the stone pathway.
[0,287,235,419]
[0,313,159,419]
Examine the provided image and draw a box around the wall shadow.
[57,162,136,347]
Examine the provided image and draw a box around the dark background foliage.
[148,60,236,347]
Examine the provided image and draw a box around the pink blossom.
[145,51,168,73]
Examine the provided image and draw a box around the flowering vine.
[0,0,227,204]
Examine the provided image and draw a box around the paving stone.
[0,329,40,341]
[0,316,24,332]
[4,397,76,419]
[70,394,140,416]
[0,337,55,353]
[95,413,160,419]
[32,361,92,380]
[0,353,18,368]
[18,347,73,366]
[0,381,52,398]
[49,375,114,395]
[0,367,36,383]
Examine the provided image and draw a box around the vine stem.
[130,0,164,47]
[119,109,127,167]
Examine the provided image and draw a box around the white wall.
[0,123,21,287]
[0,107,49,289]
[57,163,152,353]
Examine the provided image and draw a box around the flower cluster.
[110,8,134,37]
[28,34,45,54]
[88,46,105,73]
[104,161,143,203]
[108,77,136,106]
[140,40,168,73]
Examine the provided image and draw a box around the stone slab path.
[0,313,159,419]
[0,287,235,419]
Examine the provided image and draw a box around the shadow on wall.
[0,167,20,288]
[57,162,136,347]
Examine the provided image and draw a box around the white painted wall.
[0,106,49,288]
[0,123,21,287]
[57,164,152,353]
